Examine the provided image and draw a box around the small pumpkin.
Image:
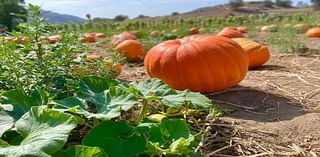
[95,33,107,39]
[73,54,122,78]
[115,39,145,62]
[260,25,276,32]
[293,24,308,33]
[14,37,29,44]
[232,38,270,69]
[3,36,14,42]
[217,27,244,38]
[237,26,248,33]
[48,35,62,44]
[305,27,320,38]
[80,35,96,43]
[144,35,248,93]
[110,32,137,46]
[150,31,160,37]
[190,27,200,34]
[86,54,102,60]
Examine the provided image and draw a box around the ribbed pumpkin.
[237,26,248,33]
[232,38,270,69]
[217,27,244,38]
[144,35,249,93]
[306,27,320,38]
[110,32,137,46]
[115,39,145,62]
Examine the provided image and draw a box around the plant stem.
[135,99,148,125]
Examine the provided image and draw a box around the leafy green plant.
[0,4,83,95]
[0,106,77,157]
[1,77,215,157]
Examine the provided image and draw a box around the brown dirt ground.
[90,34,320,157]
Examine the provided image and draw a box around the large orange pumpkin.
[144,35,248,93]
[110,32,137,46]
[306,27,320,38]
[217,27,244,38]
[115,39,145,62]
[232,38,270,69]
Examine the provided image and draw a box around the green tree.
[0,0,27,30]
[311,0,320,10]
[114,15,128,21]
[229,0,243,10]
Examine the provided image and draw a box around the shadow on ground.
[207,85,304,122]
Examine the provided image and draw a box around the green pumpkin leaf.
[0,106,77,157]
[52,145,108,157]
[54,87,137,120]
[130,79,174,98]
[143,119,197,156]
[162,90,213,109]
[0,89,48,120]
[0,111,14,137]
[131,79,213,108]
[83,121,146,157]
[78,76,119,99]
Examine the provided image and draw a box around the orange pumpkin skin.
[14,37,29,44]
[80,36,96,43]
[115,39,145,62]
[95,33,107,39]
[110,32,137,46]
[306,27,320,38]
[217,27,244,38]
[48,35,62,44]
[190,27,200,34]
[86,54,102,60]
[144,35,249,93]
[232,38,270,69]
[237,26,248,33]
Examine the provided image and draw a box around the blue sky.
[25,0,311,19]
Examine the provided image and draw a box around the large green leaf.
[52,145,108,157]
[0,106,77,157]
[78,76,119,99]
[131,79,213,108]
[83,121,146,157]
[130,79,174,99]
[0,89,48,120]
[0,111,14,137]
[54,87,137,120]
[141,119,197,156]
[162,90,213,109]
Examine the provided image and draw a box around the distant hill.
[40,10,87,24]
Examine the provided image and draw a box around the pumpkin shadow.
[207,86,304,122]
[249,64,286,71]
